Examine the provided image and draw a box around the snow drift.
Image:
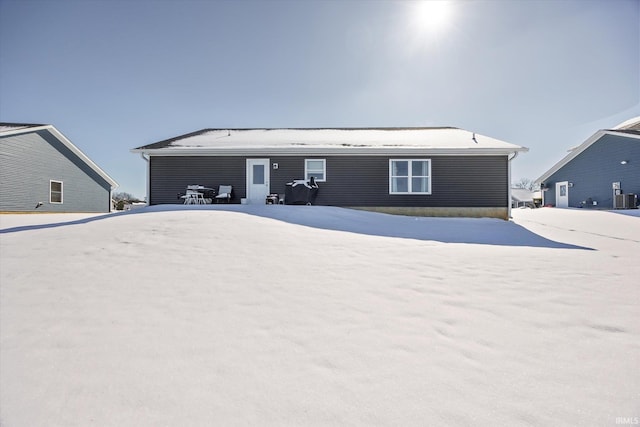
[1,206,638,426]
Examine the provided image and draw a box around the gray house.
[132,127,527,219]
[535,117,639,209]
[0,123,118,213]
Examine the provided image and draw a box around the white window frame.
[389,159,432,195]
[50,180,63,204]
[305,158,326,182]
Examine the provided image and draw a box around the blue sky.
[1,0,638,199]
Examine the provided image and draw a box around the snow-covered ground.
[1,206,638,426]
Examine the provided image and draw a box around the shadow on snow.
[1,204,591,250]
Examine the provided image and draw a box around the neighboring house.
[131,127,528,219]
[511,188,535,209]
[535,117,640,209]
[0,123,118,213]
[122,201,147,211]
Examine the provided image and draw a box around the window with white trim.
[305,159,326,182]
[389,159,431,194]
[50,180,63,203]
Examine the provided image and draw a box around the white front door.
[556,181,569,208]
[246,159,270,204]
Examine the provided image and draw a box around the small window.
[305,159,326,182]
[50,180,63,203]
[389,159,431,194]
[252,164,265,185]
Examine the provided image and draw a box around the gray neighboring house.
[132,127,528,219]
[0,123,118,213]
[535,117,640,209]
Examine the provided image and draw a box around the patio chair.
[215,185,233,203]
[183,189,206,205]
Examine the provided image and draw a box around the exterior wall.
[0,130,112,212]
[541,135,640,209]
[148,154,509,209]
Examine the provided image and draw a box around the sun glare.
[413,0,452,34]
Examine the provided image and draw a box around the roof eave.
[131,146,527,156]
[47,127,120,189]
[0,124,51,137]
[534,129,638,185]
[3,125,119,189]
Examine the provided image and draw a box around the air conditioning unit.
[614,194,637,209]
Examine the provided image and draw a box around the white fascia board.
[47,126,119,189]
[131,146,528,157]
[534,129,638,185]
[0,125,50,137]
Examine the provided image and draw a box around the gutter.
[131,147,529,157]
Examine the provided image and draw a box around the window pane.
[392,161,408,176]
[50,181,62,203]
[306,159,325,181]
[252,165,264,184]
[306,171,324,180]
[412,177,428,192]
[412,161,428,176]
[560,185,566,196]
[392,177,408,192]
[307,160,323,170]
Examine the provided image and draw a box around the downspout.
[507,151,519,219]
[140,152,150,205]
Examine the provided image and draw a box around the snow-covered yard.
[1,206,638,426]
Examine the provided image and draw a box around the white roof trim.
[535,129,640,185]
[132,146,527,156]
[2,124,119,189]
[0,124,50,137]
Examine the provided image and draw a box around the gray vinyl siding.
[542,135,640,208]
[0,130,112,212]
[149,155,508,207]
[149,156,247,205]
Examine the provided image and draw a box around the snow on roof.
[612,116,640,131]
[511,188,534,202]
[133,127,527,154]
